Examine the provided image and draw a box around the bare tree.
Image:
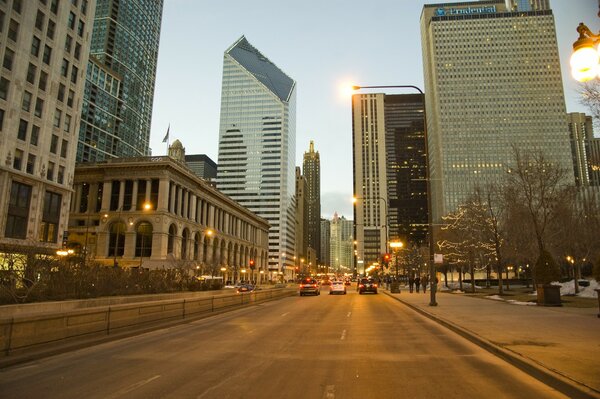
[578,80,600,130]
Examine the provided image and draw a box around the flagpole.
[163,123,170,154]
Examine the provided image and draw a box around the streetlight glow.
[570,22,600,82]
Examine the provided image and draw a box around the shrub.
[534,250,561,285]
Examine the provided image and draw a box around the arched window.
[181,228,189,259]
[135,222,152,257]
[108,221,126,257]
[167,224,177,254]
[194,233,200,260]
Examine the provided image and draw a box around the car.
[329,281,347,295]
[320,279,332,286]
[299,278,320,296]
[358,278,378,294]
[236,284,255,293]
[344,280,351,286]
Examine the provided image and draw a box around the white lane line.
[281,312,290,317]
[346,312,351,317]
[323,384,335,399]
[106,375,161,398]
[340,329,346,340]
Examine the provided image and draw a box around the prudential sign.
[435,5,497,16]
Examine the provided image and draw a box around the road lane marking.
[281,312,290,317]
[347,312,351,317]
[323,385,335,398]
[106,375,161,398]
[340,329,346,340]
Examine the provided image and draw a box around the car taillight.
[373,284,378,287]
[359,284,365,288]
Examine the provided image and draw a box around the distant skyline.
[149,0,599,220]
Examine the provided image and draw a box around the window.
[77,20,84,37]
[74,42,81,60]
[5,181,32,239]
[26,63,37,84]
[135,222,153,258]
[50,0,59,14]
[0,77,9,99]
[34,98,44,118]
[63,114,71,133]
[68,12,75,29]
[81,0,88,14]
[12,0,22,13]
[42,45,52,65]
[70,65,78,84]
[57,165,64,184]
[108,222,125,257]
[39,71,48,91]
[8,19,18,42]
[53,109,61,128]
[17,119,28,140]
[31,36,41,57]
[21,91,32,111]
[58,83,65,102]
[60,139,68,157]
[39,191,62,243]
[67,89,74,107]
[47,161,55,181]
[0,109,4,131]
[61,58,69,77]
[30,125,39,145]
[64,34,72,52]
[46,19,55,39]
[26,154,36,174]
[0,10,4,33]
[3,48,14,70]
[50,134,58,153]
[35,10,45,30]
[13,149,23,170]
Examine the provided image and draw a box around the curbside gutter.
[383,290,600,399]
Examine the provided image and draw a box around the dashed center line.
[340,329,347,340]
[281,312,290,317]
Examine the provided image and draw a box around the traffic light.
[249,259,255,270]
[382,253,391,266]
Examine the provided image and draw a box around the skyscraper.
[295,166,308,264]
[0,0,95,253]
[421,0,574,223]
[76,0,164,162]
[352,93,428,270]
[329,213,354,275]
[216,36,297,279]
[303,140,321,263]
[567,112,600,187]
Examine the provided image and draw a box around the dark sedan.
[358,278,378,294]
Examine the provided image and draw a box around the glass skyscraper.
[76,0,163,162]
[216,36,297,279]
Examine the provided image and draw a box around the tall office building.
[0,0,95,253]
[505,0,549,11]
[320,218,331,268]
[295,166,308,264]
[303,140,321,263]
[185,154,217,181]
[567,113,594,187]
[421,1,574,223]
[216,36,297,278]
[352,93,428,270]
[329,213,354,275]
[76,0,163,162]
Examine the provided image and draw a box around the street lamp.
[139,201,152,268]
[570,22,600,82]
[353,84,436,306]
[106,207,124,268]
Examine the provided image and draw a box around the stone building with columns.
[68,155,270,283]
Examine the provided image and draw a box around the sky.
[149,0,600,220]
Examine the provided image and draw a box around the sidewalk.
[383,288,600,399]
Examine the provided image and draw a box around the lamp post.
[139,202,152,268]
[353,84,436,306]
[108,207,124,268]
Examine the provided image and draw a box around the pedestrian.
[422,274,429,293]
[414,275,421,293]
[408,275,415,293]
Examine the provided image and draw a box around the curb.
[383,290,600,399]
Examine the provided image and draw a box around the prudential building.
[216,36,297,280]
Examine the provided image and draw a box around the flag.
[162,124,170,143]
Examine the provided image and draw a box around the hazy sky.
[149,0,600,220]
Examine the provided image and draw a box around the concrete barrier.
[0,288,295,365]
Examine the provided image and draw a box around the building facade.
[420,0,574,223]
[76,0,163,162]
[0,0,95,254]
[295,166,308,267]
[320,218,330,269]
[69,156,270,283]
[303,140,321,263]
[216,36,297,280]
[567,112,599,187]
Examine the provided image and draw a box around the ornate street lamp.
[571,22,600,82]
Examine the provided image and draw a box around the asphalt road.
[0,288,568,399]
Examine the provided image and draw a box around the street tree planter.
[536,284,562,307]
